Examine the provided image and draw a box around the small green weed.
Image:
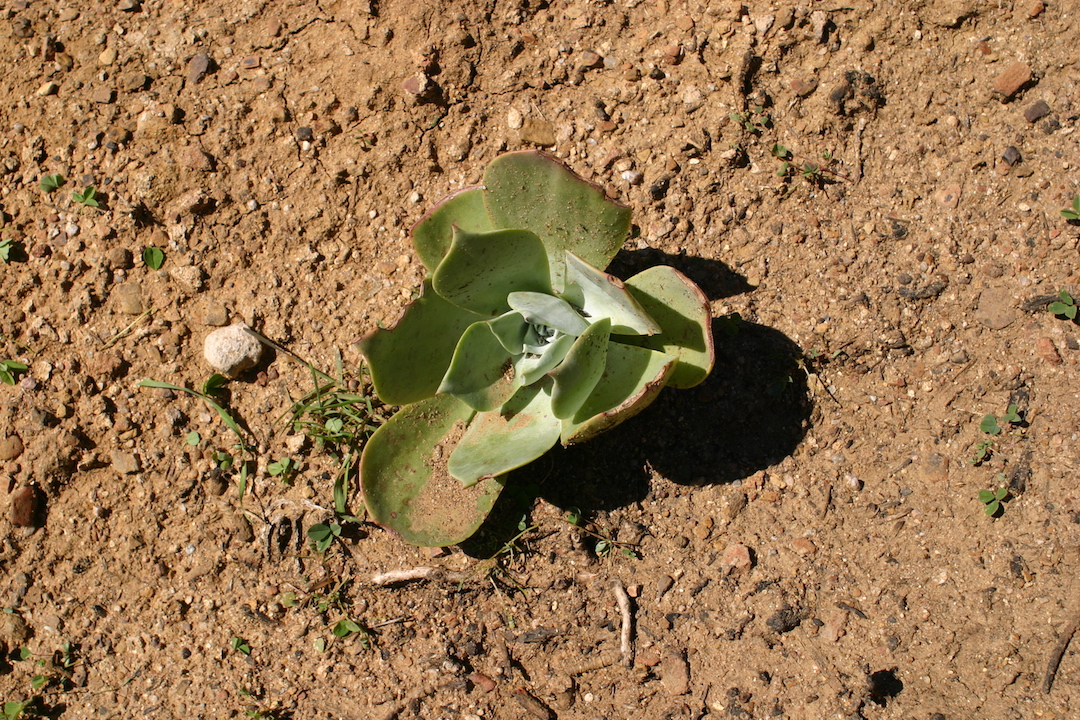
[72,186,100,208]
[730,106,771,134]
[0,237,16,264]
[1061,196,1080,221]
[267,457,296,483]
[39,174,64,193]
[142,246,165,270]
[564,508,640,560]
[0,359,28,385]
[139,375,251,498]
[229,636,251,656]
[979,479,1010,517]
[972,404,1022,465]
[307,522,341,553]
[1049,290,1077,320]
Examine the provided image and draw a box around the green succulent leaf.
[412,186,494,273]
[561,252,661,335]
[507,291,590,336]
[358,278,486,405]
[360,393,504,547]
[448,381,562,487]
[438,321,518,411]
[549,318,611,419]
[515,333,576,385]
[561,342,677,444]
[432,226,553,316]
[620,265,715,388]
[483,151,631,289]
[488,310,530,354]
[978,489,995,503]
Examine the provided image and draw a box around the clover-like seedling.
[979,481,1009,517]
[229,636,251,655]
[1049,290,1077,320]
[0,237,16,264]
[72,186,100,208]
[0,359,28,385]
[307,522,341,552]
[142,246,165,270]
[1061,196,1080,221]
[357,151,715,546]
[39,174,65,193]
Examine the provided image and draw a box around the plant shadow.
[463,318,812,556]
[607,247,754,301]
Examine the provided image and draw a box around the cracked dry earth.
[1,0,1080,719]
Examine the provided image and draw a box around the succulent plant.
[358,151,714,546]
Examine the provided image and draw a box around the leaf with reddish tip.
[561,342,676,444]
[412,186,493,273]
[483,151,631,289]
[448,381,562,487]
[361,394,504,547]
[357,279,486,405]
[620,265,714,388]
[432,227,552,317]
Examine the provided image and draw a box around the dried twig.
[1045,547,1080,693]
[1045,613,1080,693]
[371,567,443,586]
[102,307,153,349]
[612,579,634,667]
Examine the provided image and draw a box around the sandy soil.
[1,0,1080,718]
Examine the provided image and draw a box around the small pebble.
[506,107,523,130]
[187,53,213,84]
[1002,146,1021,165]
[9,486,40,527]
[1036,337,1062,366]
[792,537,817,555]
[992,61,1032,99]
[36,81,59,97]
[660,651,690,696]
[0,435,24,461]
[721,543,753,570]
[1024,99,1050,123]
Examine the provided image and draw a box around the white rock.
[507,107,523,130]
[203,323,263,378]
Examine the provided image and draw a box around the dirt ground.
[1,0,1079,718]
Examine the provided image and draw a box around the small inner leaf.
[515,333,576,386]
[507,291,590,336]
[488,311,529,355]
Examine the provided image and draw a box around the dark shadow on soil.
[463,318,811,557]
[607,247,755,301]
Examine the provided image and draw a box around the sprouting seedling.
[39,174,65,193]
[138,376,251,499]
[142,246,165,270]
[730,106,771,134]
[267,457,295,483]
[185,431,201,446]
[979,478,1010,517]
[72,186,100,208]
[307,522,341,552]
[0,237,16,264]
[1061,196,1080,221]
[229,636,251,655]
[0,359,28,385]
[1049,290,1077,320]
